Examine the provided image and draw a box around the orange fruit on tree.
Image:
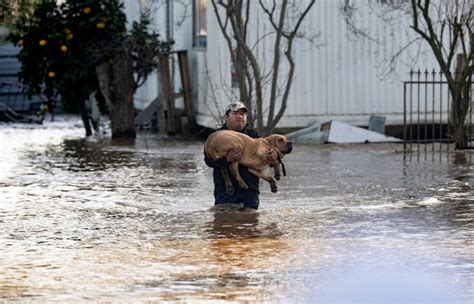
[96,22,105,29]
[17,39,24,46]
[48,71,56,78]
[39,39,47,46]
[83,7,91,14]
[60,45,68,53]
[64,29,73,40]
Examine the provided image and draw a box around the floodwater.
[0,116,473,303]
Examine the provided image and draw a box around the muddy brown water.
[0,116,473,303]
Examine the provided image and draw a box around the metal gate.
[403,70,473,151]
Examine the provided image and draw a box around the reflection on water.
[0,117,473,302]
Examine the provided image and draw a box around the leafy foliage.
[128,14,174,89]
[0,0,40,44]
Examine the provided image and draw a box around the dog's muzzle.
[286,142,293,154]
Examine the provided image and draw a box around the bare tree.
[409,0,473,149]
[211,0,315,135]
[147,0,191,30]
[341,0,473,149]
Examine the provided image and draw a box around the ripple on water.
[0,120,473,302]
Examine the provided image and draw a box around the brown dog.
[204,130,293,194]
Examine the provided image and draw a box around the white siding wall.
[123,0,194,110]
[197,0,441,129]
[125,0,444,130]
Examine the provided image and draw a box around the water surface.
[0,117,473,303]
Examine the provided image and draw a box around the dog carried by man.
[204,130,293,194]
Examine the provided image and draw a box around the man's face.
[225,109,247,131]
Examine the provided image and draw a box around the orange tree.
[0,1,40,43]
[8,0,172,138]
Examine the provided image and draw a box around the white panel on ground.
[325,121,401,143]
[286,120,401,144]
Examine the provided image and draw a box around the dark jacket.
[204,124,261,195]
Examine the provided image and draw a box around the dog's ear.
[265,135,278,150]
[268,134,287,150]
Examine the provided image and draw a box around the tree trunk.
[451,88,469,150]
[450,54,470,150]
[96,51,136,139]
[79,101,93,137]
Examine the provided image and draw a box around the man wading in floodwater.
[204,102,261,211]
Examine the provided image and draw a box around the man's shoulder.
[244,128,260,138]
[214,125,260,138]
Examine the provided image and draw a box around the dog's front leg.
[272,162,282,180]
[248,168,278,193]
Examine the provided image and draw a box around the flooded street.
[0,116,473,303]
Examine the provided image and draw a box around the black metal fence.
[403,69,473,151]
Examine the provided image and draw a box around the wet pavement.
[0,116,473,303]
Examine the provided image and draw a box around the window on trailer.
[193,0,207,48]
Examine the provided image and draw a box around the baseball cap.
[225,102,248,113]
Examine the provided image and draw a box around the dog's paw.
[274,174,281,181]
[238,182,249,190]
[270,181,278,193]
[226,187,235,195]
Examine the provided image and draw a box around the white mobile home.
[124,0,441,132]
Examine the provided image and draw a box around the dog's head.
[265,134,293,159]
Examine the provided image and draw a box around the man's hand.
[226,148,242,162]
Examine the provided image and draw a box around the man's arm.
[204,148,242,168]
[204,152,227,168]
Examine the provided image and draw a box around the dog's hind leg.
[221,168,234,195]
[229,162,249,190]
[248,168,278,193]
